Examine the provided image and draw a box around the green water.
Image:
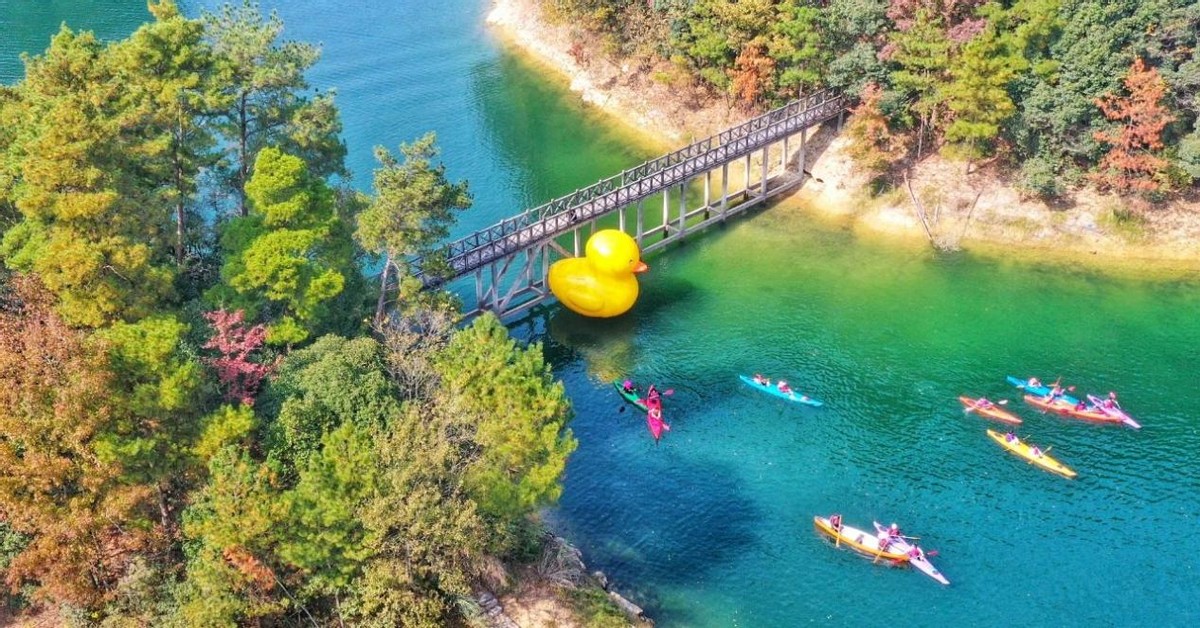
[4,2,1199,626]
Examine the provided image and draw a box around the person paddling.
[622,379,636,394]
[777,380,793,395]
[829,513,843,532]
[753,373,770,386]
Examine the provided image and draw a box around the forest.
[544,0,1200,199]
[0,2,578,625]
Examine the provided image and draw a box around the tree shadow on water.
[551,455,758,621]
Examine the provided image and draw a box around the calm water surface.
[3,2,1199,626]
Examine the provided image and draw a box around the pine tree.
[0,28,176,326]
[356,133,471,323]
[943,25,1019,164]
[203,1,346,216]
[434,314,577,546]
[210,147,357,345]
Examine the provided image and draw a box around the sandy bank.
[486,0,1200,278]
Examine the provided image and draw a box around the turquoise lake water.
[3,2,1199,625]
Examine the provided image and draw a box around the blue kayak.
[1006,375,1080,405]
[739,375,823,407]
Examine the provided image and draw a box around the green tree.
[114,1,221,268]
[211,147,358,345]
[93,315,207,533]
[889,10,954,156]
[356,133,471,323]
[943,26,1019,164]
[769,1,828,98]
[434,314,577,546]
[0,27,175,327]
[262,335,401,469]
[204,0,347,216]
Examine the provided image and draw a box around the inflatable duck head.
[548,229,648,318]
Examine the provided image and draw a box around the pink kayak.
[1087,394,1142,429]
[646,408,669,442]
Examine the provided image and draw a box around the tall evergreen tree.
[114,1,222,269]
[204,1,347,216]
[210,147,359,345]
[0,28,176,327]
[356,134,471,324]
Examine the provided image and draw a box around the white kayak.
[874,522,950,586]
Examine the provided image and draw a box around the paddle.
[872,543,887,564]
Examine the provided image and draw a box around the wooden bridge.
[411,89,848,319]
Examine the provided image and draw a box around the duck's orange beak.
[633,261,649,274]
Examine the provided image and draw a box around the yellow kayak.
[813,516,909,562]
[986,429,1077,479]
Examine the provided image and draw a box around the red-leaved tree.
[1092,58,1176,194]
[203,309,272,405]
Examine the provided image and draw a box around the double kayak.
[1087,394,1142,429]
[612,380,649,412]
[1023,394,1131,427]
[873,522,949,586]
[986,429,1077,479]
[813,516,908,561]
[739,375,823,407]
[1006,375,1080,405]
[958,396,1022,424]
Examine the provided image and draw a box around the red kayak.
[646,407,669,442]
[958,396,1022,424]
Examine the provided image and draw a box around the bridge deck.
[415,89,846,286]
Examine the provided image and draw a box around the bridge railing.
[413,89,846,285]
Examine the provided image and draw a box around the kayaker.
[877,532,891,551]
[829,514,842,531]
[777,380,793,394]
[622,379,636,394]
[1028,377,1042,388]
[973,397,995,410]
[888,523,901,539]
[753,373,770,386]
[908,546,922,560]
[1107,391,1121,409]
[1004,432,1017,444]
[1030,445,1042,457]
[1075,399,1088,412]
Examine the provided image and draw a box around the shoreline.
[486,0,1200,278]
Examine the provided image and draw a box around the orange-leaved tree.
[845,83,906,185]
[730,41,776,108]
[0,276,159,607]
[1092,58,1176,195]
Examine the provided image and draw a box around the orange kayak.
[959,396,1022,424]
[1022,394,1125,425]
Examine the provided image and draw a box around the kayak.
[873,522,949,586]
[986,429,1077,479]
[813,516,909,562]
[1023,394,1127,426]
[613,380,649,412]
[1006,375,1080,406]
[958,396,1022,424]
[646,411,669,442]
[1087,394,1142,429]
[739,375,823,407]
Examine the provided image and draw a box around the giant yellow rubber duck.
[548,229,648,317]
